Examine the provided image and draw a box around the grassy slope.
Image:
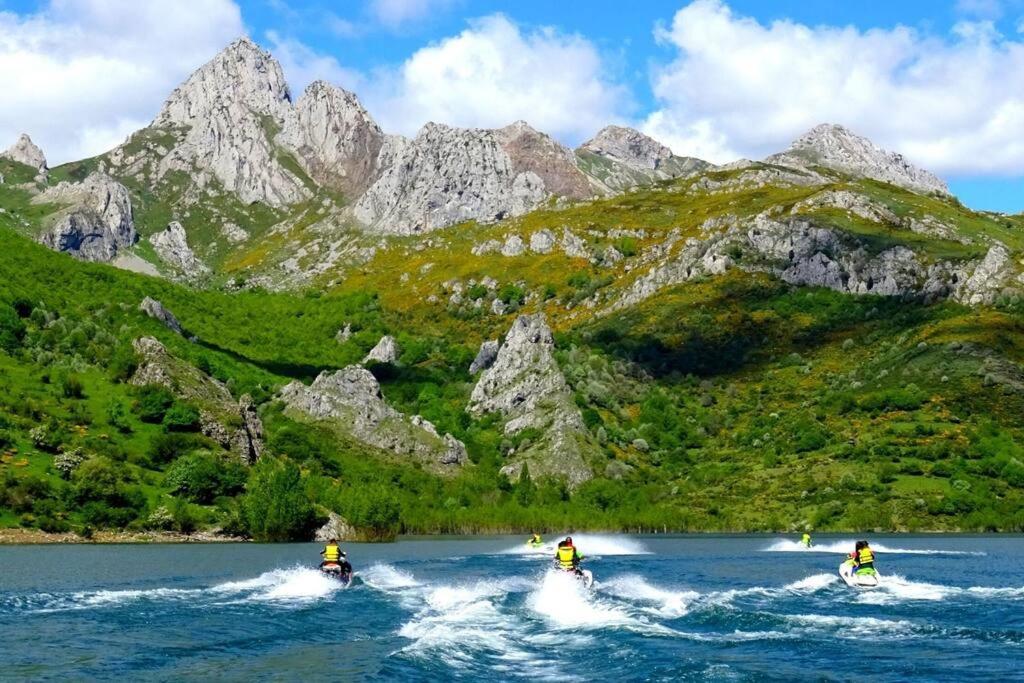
[1,165,1023,535]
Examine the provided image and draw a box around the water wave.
[761,538,985,555]
[501,534,650,557]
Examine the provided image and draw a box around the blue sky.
[2,0,1023,212]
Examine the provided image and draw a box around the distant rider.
[555,536,584,574]
[320,538,343,568]
[801,533,812,548]
[853,540,876,574]
[528,533,543,546]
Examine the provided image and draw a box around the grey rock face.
[469,339,499,374]
[280,367,467,470]
[315,512,357,542]
[150,37,309,207]
[35,172,136,261]
[363,335,400,364]
[150,221,208,278]
[335,323,353,343]
[2,133,47,175]
[353,122,553,234]
[791,189,898,225]
[468,314,592,486]
[279,81,385,197]
[578,125,708,192]
[955,244,1014,305]
[131,337,264,462]
[139,297,184,335]
[768,124,948,195]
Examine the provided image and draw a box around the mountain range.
[1,36,1023,539]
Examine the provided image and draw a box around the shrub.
[164,452,245,503]
[148,431,203,465]
[163,403,201,432]
[345,485,401,541]
[0,305,26,354]
[242,458,316,541]
[134,385,175,423]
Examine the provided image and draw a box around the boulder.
[139,297,184,335]
[529,229,556,254]
[315,512,357,542]
[363,335,399,364]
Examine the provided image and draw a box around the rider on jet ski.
[320,538,347,567]
[851,540,876,574]
[528,533,543,547]
[555,536,585,574]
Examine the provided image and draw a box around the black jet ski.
[320,562,353,586]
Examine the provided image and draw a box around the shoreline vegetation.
[1,527,1012,545]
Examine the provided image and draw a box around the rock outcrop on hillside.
[130,337,264,463]
[278,80,385,197]
[34,172,136,261]
[768,124,948,195]
[149,37,309,207]
[280,367,468,471]
[352,122,552,234]
[139,297,184,335]
[612,212,1020,312]
[578,125,708,192]
[150,221,208,279]
[363,335,400,364]
[2,133,48,176]
[468,314,592,486]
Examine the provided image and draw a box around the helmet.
[329,538,338,544]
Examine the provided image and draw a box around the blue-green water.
[1,535,1022,681]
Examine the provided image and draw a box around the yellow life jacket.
[858,547,874,565]
[323,544,341,562]
[556,545,576,569]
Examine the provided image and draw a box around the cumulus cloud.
[0,0,244,165]
[642,0,1024,176]
[361,14,630,143]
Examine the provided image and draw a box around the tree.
[242,457,315,541]
[515,463,536,506]
[345,485,401,541]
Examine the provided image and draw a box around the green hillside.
[2,165,1024,539]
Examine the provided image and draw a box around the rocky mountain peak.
[143,36,308,207]
[157,36,291,126]
[768,123,948,195]
[580,125,674,171]
[2,133,48,173]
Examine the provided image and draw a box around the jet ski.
[320,562,353,586]
[839,560,880,588]
[555,565,595,589]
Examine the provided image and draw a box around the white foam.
[784,573,838,592]
[527,569,663,633]
[784,613,918,638]
[761,538,984,555]
[502,534,650,556]
[361,563,420,590]
[602,575,699,618]
[210,567,343,602]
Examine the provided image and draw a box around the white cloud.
[643,0,1024,176]
[0,0,244,165]
[956,0,1005,19]
[362,14,630,143]
[369,0,454,29]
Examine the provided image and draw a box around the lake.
[1,534,1021,681]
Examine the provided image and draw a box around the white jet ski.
[839,561,880,588]
[578,568,595,590]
